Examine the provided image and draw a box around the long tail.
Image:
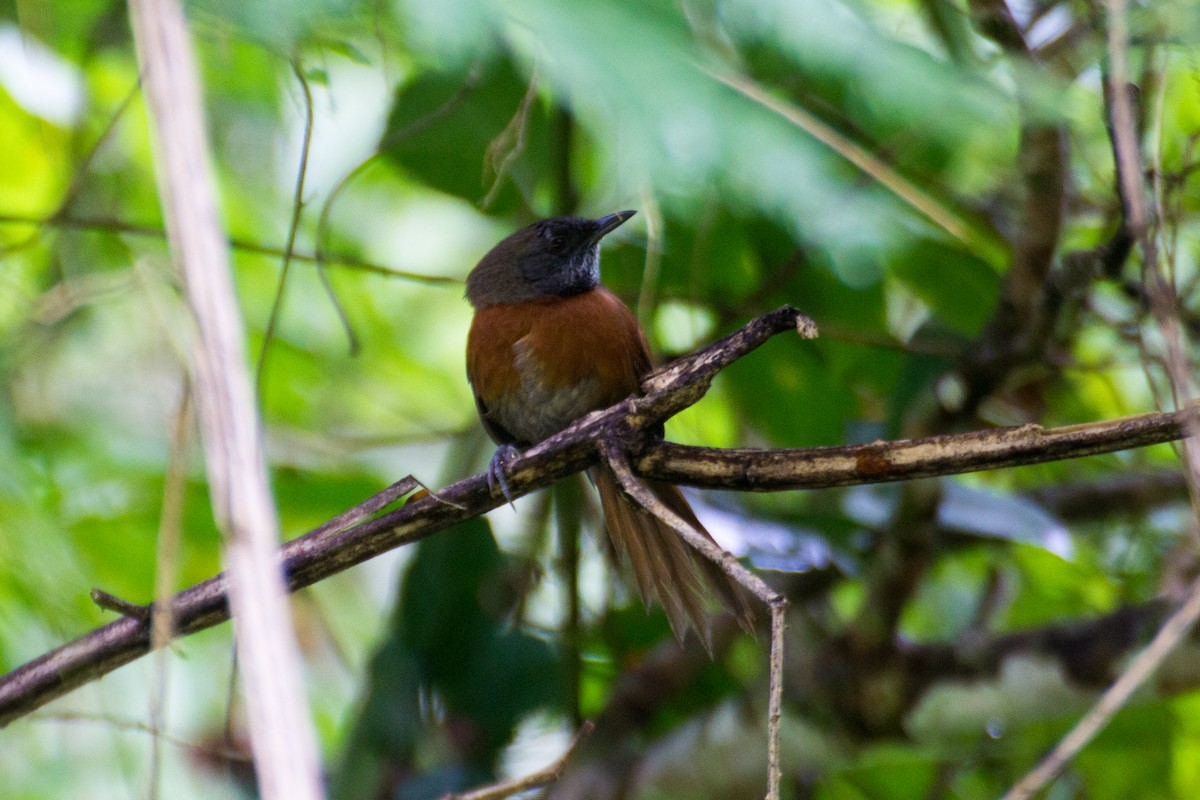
[591,468,757,650]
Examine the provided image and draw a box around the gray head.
[466,211,636,308]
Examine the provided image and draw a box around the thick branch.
[638,410,1191,489]
[0,307,1194,727]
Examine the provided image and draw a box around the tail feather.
[591,468,757,650]
[594,468,700,640]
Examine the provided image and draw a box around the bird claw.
[487,444,521,508]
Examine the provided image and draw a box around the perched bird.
[465,210,755,647]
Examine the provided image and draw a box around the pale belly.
[484,339,607,444]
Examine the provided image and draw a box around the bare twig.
[637,410,1198,490]
[308,62,483,353]
[441,721,595,800]
[256,58,318,400]
[599,441,786,800]
[481,66,539,208]
[0,79,143,260]
[999,2,1200,796]
[313,61,482,275]
[0,212,458,285]
[1,306,1197,729]
[1000,576,1200,800]
[149,382,193,800]
[91,589,149,620]
[30,711,253,763]
[126,0,322,797]
[60,79,145,212]
[307,475,419,542]
[709,69,984,250]
[634,188,664,325]
[149,384,193,645]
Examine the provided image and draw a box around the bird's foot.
[487,444,521,508]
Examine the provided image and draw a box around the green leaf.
[380,55,549,214]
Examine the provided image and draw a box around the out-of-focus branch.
[955,0,1069,421]
[441,722,594,800]
[1000,1,1200,796]
[831,0,1073,684]
[1029,471,1188,521]
[1000,582,1200,800]
[548,587,1200,800]
[0,212,457,285]
[126,1,322,798]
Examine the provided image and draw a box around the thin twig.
[29,711,253,763]
[150,384,193,649]
[0,212,458,285]
[313,60,482,274]
[481,66,539,208]
[309,63,482,353]
[149,381,193,800]
[999,575,1200,800]
[91,589,149,620]
[634,188,664,326]
[0,79,143,260]
[709,68,984,251]
[307,476,419,542]
[599,441,786,800]
[441,721,595,800]
[55,79,145,221]
[600,442,778,604]
[999,2,1200,796]
[256,58,317,401]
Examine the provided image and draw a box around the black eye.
[548,236,567,253]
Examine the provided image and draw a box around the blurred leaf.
[726,336,857,447]
[3,0,1200,794]
[1076,702,1175,800]
[888,239,1001,337]
[381,55,548,214]
[844,481,1074,558]
[332,517,560,799]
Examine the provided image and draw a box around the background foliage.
[2,0,1200,797]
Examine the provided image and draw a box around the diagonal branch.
[0,306,1196,730]
[999,2,1200,796]
[441,721,594,800]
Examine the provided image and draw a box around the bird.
[464,210,756,648]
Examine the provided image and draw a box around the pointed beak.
[587,210,636,245]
